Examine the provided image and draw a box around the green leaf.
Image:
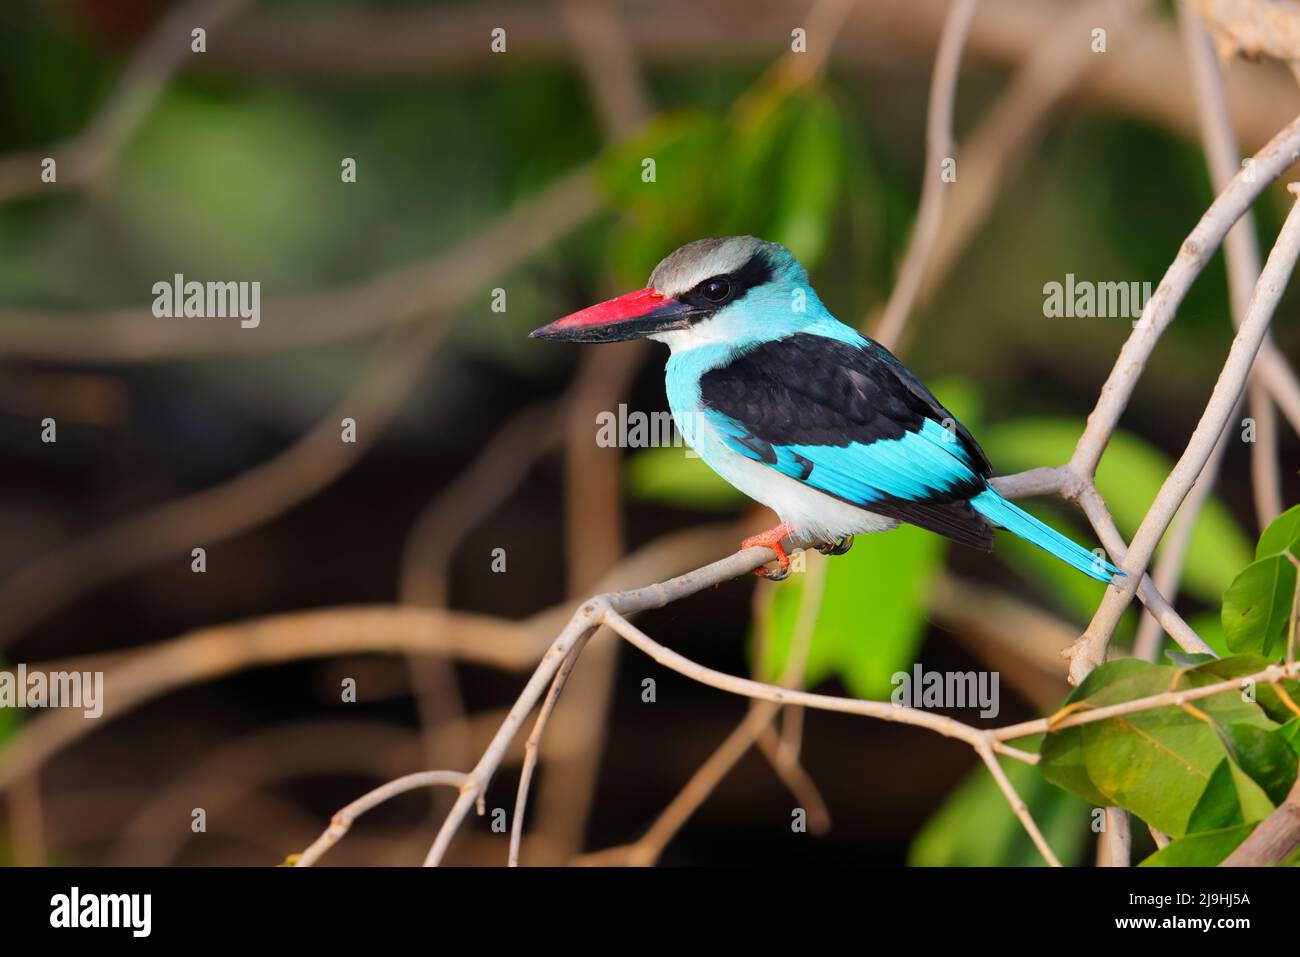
[623,446,746,511]
[756,525,944,699]
[909,749,1090,866]
[0,660,17,746]
[1183,652,1300,725]
[1040,659,1275,837]
[1179,658,1277,730]
[1077,684,1214,836]
[1165,650,1216,668]
[1214,722,1298,806]
[599,110,721,210]
[1040,659,1152,808]
[1186,612,1231,658]
[1256,503,1300,559]
[1139,823,1256,866]
[0,700,17,744]
[1190,759,1258,832]
[1279,717,1300,753]
[719,95,798,224]
[1221,555,1296,658]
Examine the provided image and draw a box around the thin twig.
[295,770,468,867]
[1132,420,1234,661]
[993,661,1300,741]
[424,612,604,866]
[587,554,831,866]
[509,635,591,866]
[1180,2,1284,527]
[872,0,978,348]
[975,742,1062,867]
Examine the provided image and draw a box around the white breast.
[680,408,897,545]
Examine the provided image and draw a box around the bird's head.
[529,236,817,350]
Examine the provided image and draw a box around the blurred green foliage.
[624,445,744,511]
[755,527,944,700]
[909,740,1090,867]
[599,88,845,284]
[117,89,339,279]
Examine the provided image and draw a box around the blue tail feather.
[970,489,1121,584]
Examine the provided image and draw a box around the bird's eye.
[702,278,732,303]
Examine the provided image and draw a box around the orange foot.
[741,521,795,580]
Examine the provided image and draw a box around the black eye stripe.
[678,250,774,315]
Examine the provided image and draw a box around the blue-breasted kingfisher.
[531,236,1120,585]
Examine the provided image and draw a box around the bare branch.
[295,770,469,867]
[975,742,1061,867]
[1068,115,1300,481]
[908,0,1141,344]
[0,606,543,793]
[561,0,652,138]
[424,612,603,866]
[1180,2,1286,527]
[1132,422,1234,661]
[0,164,598,363]
[1096,808,1133,866]
[994,661,1300,741]
[509,636,591,866]
[872,0,978,348]
[1071,188,1300,681]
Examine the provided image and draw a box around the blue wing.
[708,411,979,503]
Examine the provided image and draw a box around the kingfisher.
[531,236,1119,585]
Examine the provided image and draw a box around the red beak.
[529,287,699,343]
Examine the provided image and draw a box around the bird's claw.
[817,535,854,556]
[741,521,795,581]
